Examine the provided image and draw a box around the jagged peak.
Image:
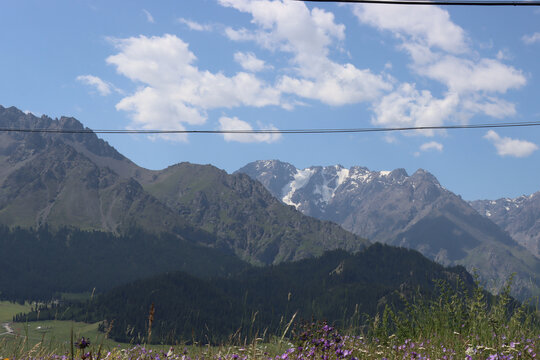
[410,168,441,186]
[57,116,85,131]
[389,168,408,178]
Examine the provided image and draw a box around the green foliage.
[0,225,248,301]
[15,244,480,345]
[363,274,539,351]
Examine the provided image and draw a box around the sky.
[0,0,539,201]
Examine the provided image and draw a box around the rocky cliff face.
[238,160,540,299]
[471,193,540,258]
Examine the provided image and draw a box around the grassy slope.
[0,301,31,323]
[143,163,369,265]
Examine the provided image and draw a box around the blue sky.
[1,0,539,200]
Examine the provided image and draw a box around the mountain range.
[1,104,538,301]
[470,194,540,258]
[238,160,540,299]
[0,105,368,271]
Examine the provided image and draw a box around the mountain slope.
[0,226,248,301]
[141,162,369,265]
[0,139,188,234]
[238,160,539,299]
[35,244,474,344]
[0,105,368,271]
[0,106,180,233]
[470,193,540,258]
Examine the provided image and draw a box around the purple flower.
[75,337,91,350]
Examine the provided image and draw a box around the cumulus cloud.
[351,3,526,137]
[371,83,459,136]
[178,18,212,31]
[234,52,269,72]
[76,75,118,96]
[484,130,538,158]
[143,9,155,24]
[420,141,443,152]
[220,0,391,105]
[106,34,281,141]
[420,56,525,94]
[522,32,540,45]
[352,4,468,54]
[219,116,281,143]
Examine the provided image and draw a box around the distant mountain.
[27,244,475,344]
[0,106,368,279]
[470,193,540,258]
[238,160,540,299]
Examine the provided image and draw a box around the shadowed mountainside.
[0,106,369,270]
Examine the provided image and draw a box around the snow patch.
[350,168,373,184]
[379,171,391,177]
[337,168,350,187]
[486,210,492,217]
[282,168,315,208]
[313,168,351,204]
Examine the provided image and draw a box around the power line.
[1,120,540,135]
[296,0,540,5]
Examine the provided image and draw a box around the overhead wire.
[1,121,540,135]
[296,0,540,5]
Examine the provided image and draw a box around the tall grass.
[2,278,538,360]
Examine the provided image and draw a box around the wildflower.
[75,337,91,350]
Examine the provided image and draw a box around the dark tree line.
[0,225,248,302]
[17,244,477,344]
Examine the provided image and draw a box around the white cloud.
[278,63,390,105]
[496,49,512,61]
[106,34,281,140]
[220,0,391,105]
[234,52,269,72]
[421,56,525,94]
[219,116,281,143]
[420,141,443,152]
[143,9,155,24]
[484,130,538,158]
[522,32,540,45]
[76,75,117,96]
[371,83,459,136]
[461,96,516,119]
[178,18,212,32]
[352,4,468,54]
[351,2,527,136]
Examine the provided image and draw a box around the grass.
[1,278,539,359]
[0,319,125,357]
[0,301,32,323]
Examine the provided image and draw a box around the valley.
[0,105,538,351]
